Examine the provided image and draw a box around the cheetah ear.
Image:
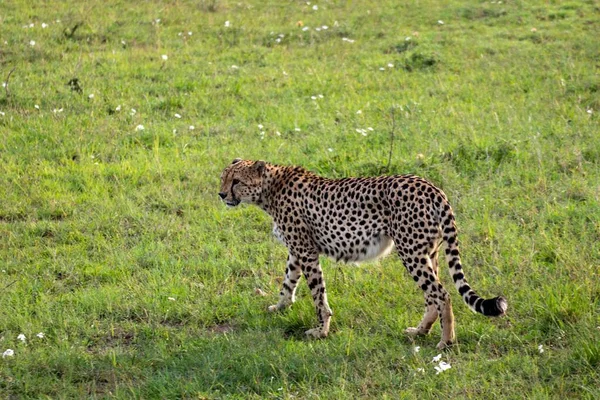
[252,160,266,174]
[231,158,242,164]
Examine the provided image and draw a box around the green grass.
[1,0,599,398]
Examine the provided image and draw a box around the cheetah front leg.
[268,254,302,312]
[301,253,333,338]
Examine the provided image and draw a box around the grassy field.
[1,0,599,398]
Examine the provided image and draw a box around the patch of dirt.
[86,327,136,355]
[207,323,235,335]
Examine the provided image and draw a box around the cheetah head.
[219,158,266,207]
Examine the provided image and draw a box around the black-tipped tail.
[479,296,508,317]
[442,202,507,318]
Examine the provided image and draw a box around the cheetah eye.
[232,179,240,185]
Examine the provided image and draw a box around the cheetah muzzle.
[219,159,508,349]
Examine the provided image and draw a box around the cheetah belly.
[351,232,395,263]
[272,223,395,263]
[317,229,395,264]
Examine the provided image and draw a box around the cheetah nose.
[218,192,227,199]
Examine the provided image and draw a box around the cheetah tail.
[443,223,507,317]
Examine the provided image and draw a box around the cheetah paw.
[404,327,427,336]
[268,304,281,312]
[436,340,453,350]
[305,328,328,339]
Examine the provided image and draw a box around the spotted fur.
[219,159,507,349]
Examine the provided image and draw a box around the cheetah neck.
[258,164,317,213]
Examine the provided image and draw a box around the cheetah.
[219,159,507,349]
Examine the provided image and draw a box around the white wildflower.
[29,40,36,46]
[318,94,324,98]
[224,20,230,27]
[161,54,168,61]
[53,108,64,113]
[135,124,145,131]
[0,111,5,116]
[276,131,281,136]
[315,27,321,32]
[17,334,26,342]
[294,128,301,132]
[379,67,385,71]
[367,127,373,131]
[34,104,40,109]
[189,125,195,130]
[231,65,239,69]
[327,148,333,152]
[413,346,420,353]
[1,82,5,88]
[88,94,94,99]
[434,361,451,374]
[311,96,317,100]
[438,20,444,25]
[42,23,48,28]
[302,27,310,31]
[174,113,182,118]
[258,124,264,129]
[188,31,192,36]
[36,332,45,339]
[405,36,411,41]
[342,37,355,43]
[416,367,424,373]
[538,344,544,354]
[322,25,328,30]
[388,63,394,68]
[312,5,318,10]
[587,109,593,114]
[168,297,176,301]
[432,353,442,363]
[356,110,362,114]
[2,349,14,358]
[115,105,121,111]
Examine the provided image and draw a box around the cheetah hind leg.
[405,246,442,337]
[404,302,438,336]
